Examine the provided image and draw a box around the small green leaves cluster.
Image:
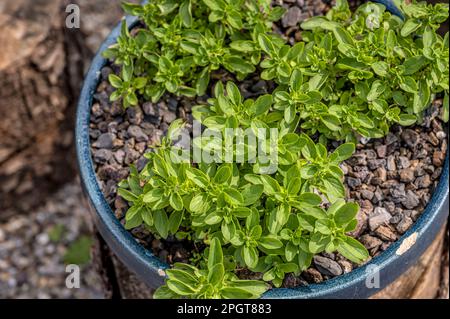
[118,82,369,298]
[154,238,269,299]
[258,0,449,142]
[104,0,285,107]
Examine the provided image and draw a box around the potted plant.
[76,0,449,299]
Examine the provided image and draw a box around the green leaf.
[230,40,255,52]
[300,134,317,161]
[337,236,369,263]
[403,56,427,75]
[259,175,281,195]
[214,165,232,184]
[398,114,417,126]
[322,173,345,202]
[413,80,430,113]
[168,210,184,234]
[227,280,268,298]
[117,188,138,202]
[401,19,421,37]
[321,115,341,131]
[141,208,154,226]
[241,184,264,206]
[196,67,210,96]
[371,61,389,77]
[169,192,183,211]
[224,188,244,206]
[290,69,304,92]
[367,80,385,101]
[243,246,259,268]
[226,82,242,106]
[258,34,276,55]
[208,263,225,285]
[179,1,192,27]
[298,193,322,206]
[224,56,255,74]
[333,27,354,46]
[400,76,418,94]
[287,177,302,195]
[253,94,273,116]
[153,286,179,299]
[108,74,123,88]
[334,202,359,225]
[259,236,283,250]
[205,211,223,225]
[443,92,449,123]
[203,0,225,11]
[227,12,243,29]
[208,237,223,269]
[167,279,196,296]
[285,242,298,261]
[330,143,355,163]
[220,287,254,299]
[154,211,169,239]
[189,193,210,214]
[186,168,210,188]
[63,236,93,265]
[309,233,329,254]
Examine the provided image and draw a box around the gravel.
[0,183,104,299]
[313,256,343,277]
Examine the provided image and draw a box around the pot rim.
[75,1,449,299]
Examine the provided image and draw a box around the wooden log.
[0,0,80,219]
[0,0,128,220]
[371,225,448,299]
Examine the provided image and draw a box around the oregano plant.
[259,0,449,142]
[103,0,285,106]
[118,82,368,299]
[107,0,449,299]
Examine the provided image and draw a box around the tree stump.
[0,0,82,219]
[0,0,128,220]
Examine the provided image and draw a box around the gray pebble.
[376,145,387,158]
[415,174,431,188]
[368,207,392,231]
[360,189,374,200]
[313,256,343,277]
[142,102,159,117]
[386,155,396,171]
[282,6,302,28]
[127,125,148,142]
[359,234,382,249]
[397,156,410,169]
[126,106,144,125]
[401,129,419,148]
[113,149,125,164]
[92,133,115,149]
[347,177,361,189]
[94,149,112,164]
[367,159,386,170]
[399,168,415,183]
[396,216,413,234]
[402,190,420,209]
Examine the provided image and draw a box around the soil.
[89,0,448,288]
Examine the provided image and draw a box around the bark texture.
[0,0,126,219]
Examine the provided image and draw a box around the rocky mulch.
[0,182,104,299]
[89,0,448,287]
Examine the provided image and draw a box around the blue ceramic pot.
[76,0,449,298]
